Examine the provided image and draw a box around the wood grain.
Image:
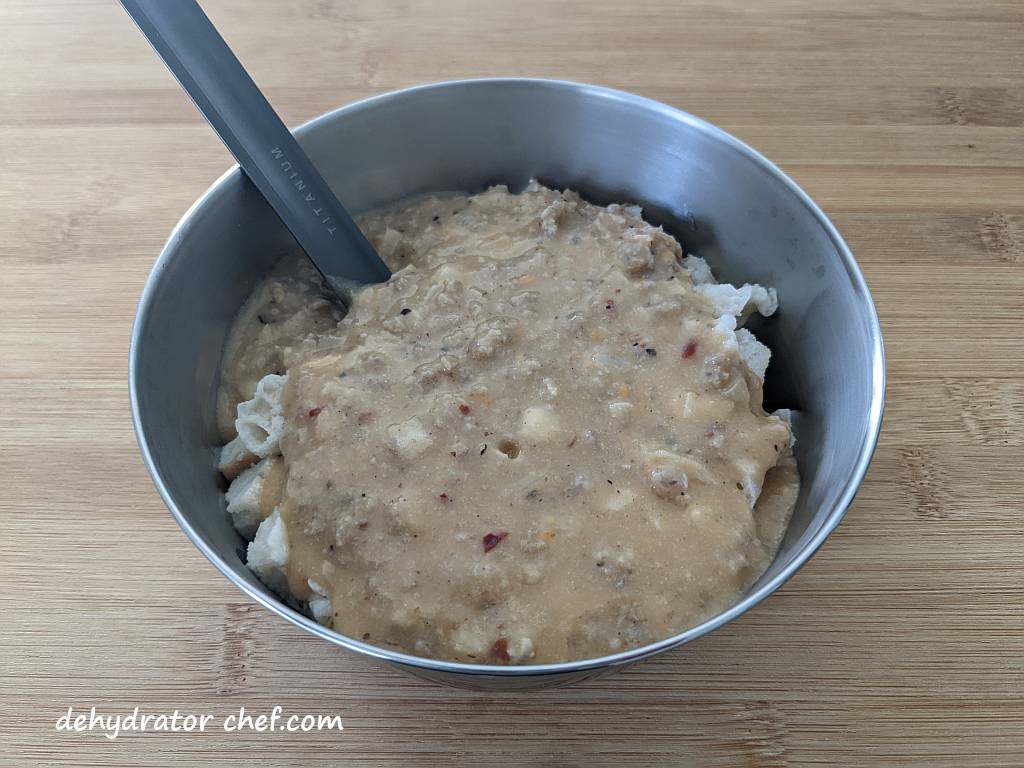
[2,1,1022,765]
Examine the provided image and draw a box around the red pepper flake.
[307,406,324,418]
[681,338,699,359]
[357,411,375,425]
[566,435,577,448]
[439,492,450,502]
[458,403,472,415]
[490,637,510,662]
[482,531,508,553]
[357,521,369,529]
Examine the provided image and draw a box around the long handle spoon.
[121,0,391,305]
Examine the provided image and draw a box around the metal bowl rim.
[129,76,885,678]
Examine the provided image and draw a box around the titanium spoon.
[121,0,391,306]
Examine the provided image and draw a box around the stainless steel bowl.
[130,78,884,690]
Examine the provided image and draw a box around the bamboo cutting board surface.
[2,1,1022,765]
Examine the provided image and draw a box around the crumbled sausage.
[618,232,656,276]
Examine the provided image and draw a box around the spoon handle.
[121,0,391,299]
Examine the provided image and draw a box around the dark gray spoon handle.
[121,0,391,302]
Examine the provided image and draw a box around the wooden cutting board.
[2,1,1021,765]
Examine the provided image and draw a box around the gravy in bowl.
[216,182,798,664]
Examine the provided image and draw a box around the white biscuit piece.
[681,254,717,286]
[225,456,278,539]
[218,435,257,480]
[713,312,738,337]
[689,255,776,381]
[711,315,772,383]
[696,281,778,319]
[246,508,289,596]
[683,255,777,318]
[735,328,772,382]
[307,579,332,625]
[235,373,287,458]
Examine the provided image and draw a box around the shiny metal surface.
[120,0,390,299]
[130,78,885,691]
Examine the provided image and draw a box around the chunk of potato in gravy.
[219,183,799,664]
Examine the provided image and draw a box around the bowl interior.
[132,79,882,677]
